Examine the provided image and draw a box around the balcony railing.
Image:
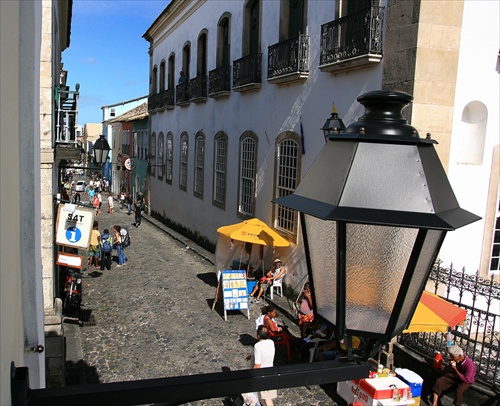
[162,88,175,110]
[268,34,309,84]
[189,75,207,103]
[232,53,262,92]
[176,82,190,106]
[208,65,231,98]
[319,5,384,73]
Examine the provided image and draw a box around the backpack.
[100,233,113,253]
[120,229,130,248]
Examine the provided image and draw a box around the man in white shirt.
[251,325,276,406]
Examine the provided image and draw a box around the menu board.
[222,270,249,311]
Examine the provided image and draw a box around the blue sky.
[63,0,169,125]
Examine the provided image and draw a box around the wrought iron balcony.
[176,82,190,106]
[208,65,231,99]
[189,75,208,103]
[232,53,262,92]
[162,88,175,110]
[147,93,162,113]
[268,34,309,84]
[319,5,384,73]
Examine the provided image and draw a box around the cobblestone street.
[66,199,338,405]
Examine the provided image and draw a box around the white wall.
[439,0,500,275]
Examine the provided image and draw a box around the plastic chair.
[270,276,284,299]
[268,329,291,362]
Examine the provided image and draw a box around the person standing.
[113,225,126,267]
[297,282,314,337]
[97,190,102,215]
[432,344,476,406]
[88,187,95,205]
[88,221,100,269]
[119,191,126,210]
[249,325,276,406]
[99,229,113,270]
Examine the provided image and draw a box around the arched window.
[166,132,173,184]
[217,15,231,67]
[168,54,175,89]
[213,132,228,209]
[160,60,166,92]
[194,132,205,197]
[152,65,158,94]
[179,133,188,191]
[238,132,258,216]
[273,132,302,235]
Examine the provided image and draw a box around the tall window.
[182,43,191,79]
[179,133,188,191]
[152,65,158,94]
[274,133,301,235]
[158,133,164,178]
[239,133,257,216]
[160,60,166,92]
[194,133,205,197]
[150,133,156,176]
[244,0,261,56]
[213,132,228,209]
[489,189,500,274]
[280,0,306,40]
[168,54,175,89]
[166,132,173,184]
[197,32,208,77]
[217,15,231,67]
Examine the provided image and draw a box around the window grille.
[275,138,299,234]
[489,194,500,273]
[194,135,205,196]
[158,133,164,177]
[239,137,256,216]
[150,133,156,176]
[214,135,227,206]
[166,133,173,183]
[180,134,188,190]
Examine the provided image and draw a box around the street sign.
[124,158,136,170]
[55,204,95,249]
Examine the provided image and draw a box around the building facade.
[143,0,499,291]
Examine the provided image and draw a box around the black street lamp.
[274,91,480,357]
[92,135,111,167]
[320,102,346,141]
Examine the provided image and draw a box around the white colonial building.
[143,0,499,292]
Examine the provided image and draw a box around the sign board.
[218,270,250,321]
[124,158,136,170]
[55,204,95,249]
[56,252,84,269]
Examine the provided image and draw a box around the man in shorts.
[251,325,277,405]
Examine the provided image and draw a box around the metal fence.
[398,260,500,391]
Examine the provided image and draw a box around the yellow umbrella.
[403,291,467,333]
[217,218,289,247]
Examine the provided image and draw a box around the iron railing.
[399,260,500,391]
[162,88,175,108]
[189,75,207,101]
[175,82,189,105]
[268,34,309,79]
[233,53,262,89]
[208,65,231,96]
[320,5,384,66]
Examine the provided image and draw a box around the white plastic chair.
[270,277,284,299]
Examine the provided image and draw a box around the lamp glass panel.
[392,229,446,335]
[304,215,338,324]
[93,148,103,164]
[345,224,418,334]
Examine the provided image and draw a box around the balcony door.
[248,0,260,55]
[288,0,305,38]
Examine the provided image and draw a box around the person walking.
[126,193,134,215]
[133,197,143,228]
[119,191,126,210]
[247,325,276,406]
[107,192,114,214]
[99,228,113,270]
[88,187,95,205]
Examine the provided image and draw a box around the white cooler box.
[338,377,414,406]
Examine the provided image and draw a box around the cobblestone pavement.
[68,201,339,406]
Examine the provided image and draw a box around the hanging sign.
[124,158,136,170]
[55,204,95,249]
[56,252,84,269]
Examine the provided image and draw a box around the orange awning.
[404,291,467,333]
